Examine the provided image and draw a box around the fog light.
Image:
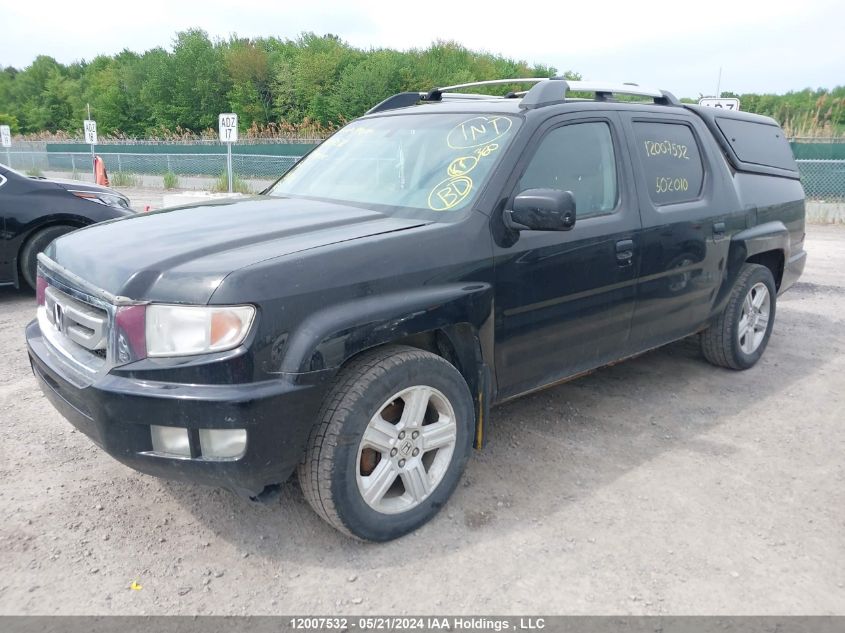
[150,425,191,457]
[199,428,247,459]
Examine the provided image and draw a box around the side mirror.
[504,188,576,232]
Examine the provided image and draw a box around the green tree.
[142,29,230,131]
[271,33,364,125]
[79,51,152,136]
[0,112,20,132]
[1,29,839,137]
[330,49,409,120]
[225,38,273,129]
[7,56,78,132]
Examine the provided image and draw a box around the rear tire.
[20,225,76,290]
[298,345,474,541]
[701,263,777,370]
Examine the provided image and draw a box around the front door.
[492,113,642,399]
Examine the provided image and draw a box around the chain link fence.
[795,160,845,201]
[1,149,302,192]
[2,149,843,200]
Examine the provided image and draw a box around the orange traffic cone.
[94,155,110,187]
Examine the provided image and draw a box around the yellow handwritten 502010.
[643,140,689,160]
[655,176,690,194]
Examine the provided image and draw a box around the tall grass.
[110,171,139,187]
[162,171,180,189]
[212,171,252,194]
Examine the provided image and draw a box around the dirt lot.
[1,225,843,616]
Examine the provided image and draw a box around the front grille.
[44,286,109,352]
[39,280,112,376]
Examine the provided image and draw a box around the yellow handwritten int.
[428,175,473,211]
[447,116,513,149]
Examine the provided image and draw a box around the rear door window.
[633,122,704,205]
[715,117,797,171]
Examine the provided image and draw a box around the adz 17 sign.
[698,97,741,111]
[219,113,238,143]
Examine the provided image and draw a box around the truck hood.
[45,195,429,303]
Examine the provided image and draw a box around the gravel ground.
[0,225,843,616]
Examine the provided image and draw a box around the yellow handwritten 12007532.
[447,116,512,149]
[643,139,689,160]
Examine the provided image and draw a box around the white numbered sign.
[0,125,10,148]
[698,97,741,111]
[84,119,98,145]
[218,113,238,143]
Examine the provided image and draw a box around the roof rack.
[520,79,680,108]
[366,77,680,115]
[424,78,551,101]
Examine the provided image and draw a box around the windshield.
[268,112,520,217]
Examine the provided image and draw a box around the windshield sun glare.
[269,113,520,216]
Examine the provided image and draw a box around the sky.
[0,0,843,99]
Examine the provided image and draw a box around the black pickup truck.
[26,78,806,541]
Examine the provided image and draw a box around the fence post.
[166,154,172,173]
[118,154,122,173]
[71,154,75,173]
[227,144,233,194]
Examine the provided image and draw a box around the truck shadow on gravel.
[0,285,33,303]
[157,300,839,566]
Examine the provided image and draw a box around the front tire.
[20,225,76,290]
[701,263,777,370]
[298,345,474,541]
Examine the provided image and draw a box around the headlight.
[70,190,131,210]
[145,305,255,357]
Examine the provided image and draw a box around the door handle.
[713,222,726,237]
[616,239,634,266]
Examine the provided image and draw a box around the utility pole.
[88,103,95,181]
[716,67,722,99]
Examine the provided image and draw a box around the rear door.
[492,112,642,399]
[618,110,739,350]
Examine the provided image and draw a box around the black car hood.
[30,175,120,196]
[45,196,429,303]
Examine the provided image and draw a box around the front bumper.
[26,319,332,497]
